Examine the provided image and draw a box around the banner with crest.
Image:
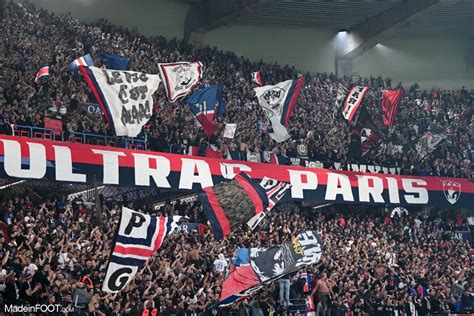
[254,77,305,143]
[158,62,203,102]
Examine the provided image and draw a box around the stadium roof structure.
[184,0,474,59]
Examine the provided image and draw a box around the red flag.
[381,89,404,127]
[197,114,219,138]
[205,144,223,159]
[44,117,63,134]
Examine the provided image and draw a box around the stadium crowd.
[1,1,472,179]
[0,2,473,316]
[0,193,472,315]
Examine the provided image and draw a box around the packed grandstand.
[0,1,473,315]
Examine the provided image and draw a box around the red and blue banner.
[35,64,49,85]
[188,85,224,137]
[198,173,280,239]
[0,135,473,209]
[254,77,305,143]
[102,207,183,293]
[218,230,322,306]
[69,54,94,70]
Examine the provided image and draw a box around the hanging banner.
[0,135,472,208]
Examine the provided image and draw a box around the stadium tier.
[0,1,473,315]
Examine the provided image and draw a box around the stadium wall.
[23,1,473,90]
[26,0,187,38]
[352,37,473,90]
[202,25,337,75]
[203,26,473,90]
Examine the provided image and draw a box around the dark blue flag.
[99,51,130,70]
[188,85,224,137]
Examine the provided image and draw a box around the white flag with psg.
[254,77,304,143]
[80,66,161,137]
[158,62,203,102]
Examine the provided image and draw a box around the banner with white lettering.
[0,135,472,208]
[341,86,369,121]
[102,207,183,293]
[80,66,161,137]
[158,62,203,102]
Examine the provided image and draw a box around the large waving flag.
[102,207,183,293]
[218,230,323,306]
[99,51,130,70]
[35,64,49,85]
[349,107,381,159]
[188,85,224,137]
[79,66,161,137]
[341,85,369,121]
[416,128,447,160]
[69,54,94,70]
[381,89,404,127]
[198,173,290,239]
[158,62,203,102]
[254,77,304,143]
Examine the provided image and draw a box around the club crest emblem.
[441,180,461,205]
[261,87,285,109]
[173,64,193,87]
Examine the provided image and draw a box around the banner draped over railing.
[0,135,472,208]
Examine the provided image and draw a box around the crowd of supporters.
[1,1,472,179]
[0,2,473,315]
[0,191,472,315]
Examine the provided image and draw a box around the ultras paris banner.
[0,135,472,208]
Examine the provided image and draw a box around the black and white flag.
[80,66,161,137]
[158,62,203,102]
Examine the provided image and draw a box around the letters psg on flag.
[254,77,305,143]
[341,86,369,121]
[188,85,224,137]
[79,66,161,137]
[35,64,49,85]
[102,207,183,293]
[381,89,404,127]
[218,230,323,306]
[198,173,290,239]
[158,62,203,102]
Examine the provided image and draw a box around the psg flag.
[188,85,224,137]
[102,207,183,293]
[158,62,203,102]
[35,64,49,85]
[254,77,305,143]
[79,66,161,137]
[349,107,380,158]
[381,89,404,127]
[341,86,369,121]
[69,54,94,70]
[198,173,290,240]
[217,230,323,306]
[99,51,130,70]
[251,71,263,86]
